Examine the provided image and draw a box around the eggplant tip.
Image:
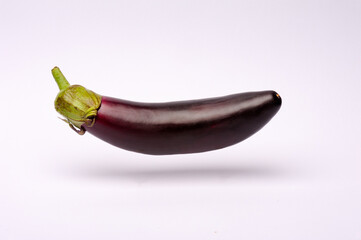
[271,91,282,107]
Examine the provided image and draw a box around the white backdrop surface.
[1,0,360,239]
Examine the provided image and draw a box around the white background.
[1,0,360,239]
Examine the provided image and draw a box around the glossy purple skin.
[84,91,281,155]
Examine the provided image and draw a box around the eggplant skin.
[84,90,281,155]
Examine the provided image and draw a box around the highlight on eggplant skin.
[52,67,282,155]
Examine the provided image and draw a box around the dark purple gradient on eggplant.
[84,90,281,155]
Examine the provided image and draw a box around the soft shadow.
[73,163,285,182]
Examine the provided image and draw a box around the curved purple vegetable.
[52,67,281,155]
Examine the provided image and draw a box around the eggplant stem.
[52,67,70,91]
[52,67,101,135]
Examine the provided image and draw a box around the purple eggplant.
[52,67,281,155]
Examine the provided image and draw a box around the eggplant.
[52,67,281,155]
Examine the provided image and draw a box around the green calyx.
[52,67,101,135]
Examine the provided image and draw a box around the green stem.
[52,66,70,91]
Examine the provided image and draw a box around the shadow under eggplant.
[70,160,287,183]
